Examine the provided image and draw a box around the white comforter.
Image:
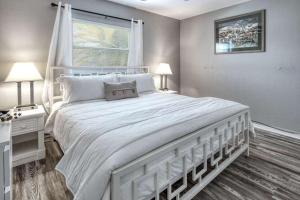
[45,92,251,200]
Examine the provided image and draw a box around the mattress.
[45,92,252,200]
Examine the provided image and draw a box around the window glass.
[73,19,129,66]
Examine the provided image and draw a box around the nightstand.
[0,121,11,200]
[11,105,45,167]
[158,90,178,94]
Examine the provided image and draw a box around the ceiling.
[107,0,251,20]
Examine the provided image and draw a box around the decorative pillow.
[58,74,116,103]
[118,74,156,93]
[104,81,138,101]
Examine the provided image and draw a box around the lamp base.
[159,75,169,91]
[14,104,38,112]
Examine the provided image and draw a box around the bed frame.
[50,66,251,200]
[112,112,250,200]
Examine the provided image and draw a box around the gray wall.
[180,0,300,132]
[0,0,180,109]
[1,0,299,132]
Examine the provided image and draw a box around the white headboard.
[49,66,150,110]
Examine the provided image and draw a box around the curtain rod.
[50,3,144,24]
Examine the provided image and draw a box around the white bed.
[45,66,254,200]
[46,67,254,200]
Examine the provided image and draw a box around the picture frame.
[215,10,266,54]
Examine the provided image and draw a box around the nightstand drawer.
[12,118,41,135]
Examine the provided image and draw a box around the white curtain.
[127,19,143,67]
[42,2,73,112]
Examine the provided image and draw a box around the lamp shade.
[156,63,172,75]
[4,62,43,82]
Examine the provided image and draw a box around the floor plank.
[13,130,300,200]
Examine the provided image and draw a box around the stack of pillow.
[58,74,156,103]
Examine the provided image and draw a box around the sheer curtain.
[42,2,73,112]
[127,19,143,68]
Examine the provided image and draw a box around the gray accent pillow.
[104,81,139,101]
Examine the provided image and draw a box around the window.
[73,19,129,67]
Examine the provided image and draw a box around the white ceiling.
[107,0,251,20]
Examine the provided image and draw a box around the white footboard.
[111,111,250,200]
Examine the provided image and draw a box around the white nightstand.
[158,90,178,94]
[11,105,45,167]
[0,121,11,200]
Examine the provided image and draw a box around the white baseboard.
[253,122,300,140]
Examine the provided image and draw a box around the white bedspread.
[45,92,251,200]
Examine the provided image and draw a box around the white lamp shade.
[4,62,43,82]
[156,63,173,75]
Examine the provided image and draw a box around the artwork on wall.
[215,10,266,54]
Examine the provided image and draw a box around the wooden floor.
[13,130,300,200]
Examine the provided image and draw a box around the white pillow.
[118,74,156,93]
[58,74,116,103]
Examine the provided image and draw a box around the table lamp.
[4,62,43,110]
[156,63,172,90]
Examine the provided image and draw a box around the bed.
[45,66,254,200]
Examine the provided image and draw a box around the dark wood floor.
[13,130,300,200]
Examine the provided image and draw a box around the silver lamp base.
[16,80,36,109]
[160,75,169,91]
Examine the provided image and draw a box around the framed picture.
[215,10,266,54]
